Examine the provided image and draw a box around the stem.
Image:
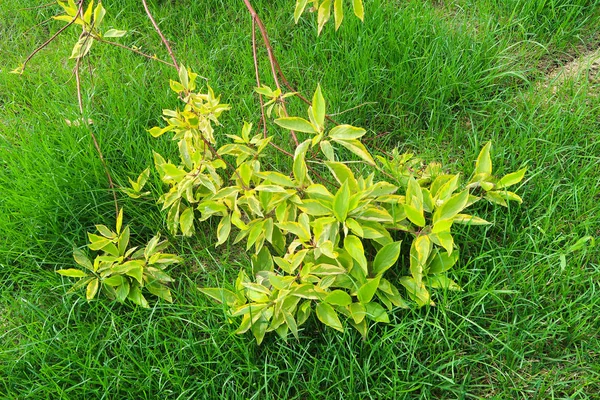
[252,18,268,139]
[201,137,250,191]
[242,0,299,146]
[141,0,179,71]
[20,6,82,73]
[95,37,177,68]
[74,29,119,219]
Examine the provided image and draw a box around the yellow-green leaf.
[316,302,344,332]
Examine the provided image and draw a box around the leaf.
[95,224,115,239]
[116,208,123,234]
[57,268,88,278]
[357,275,381,303]
[474,142,492,177]
[146,282,173,302]
[404,204,425,227]
[317,0,333,35]
[293,140,311,186]
[567,236,595,253]
[316,302,344,332]
[410,235,431,286]
[117,225,130,256]
[426,275,462,291]
[275,117,317,133]
[312,84,326,129]
[329,125,366,140]
[453,214,491,225]
[73,248,93,272]
[216,214,231,246]
[199,287,238,306]
[127,285,149,308]
[433,190,469,224]
[333,0,344,30]
[86,278,99,300]
[325,290,352,306]
[93,2,105,26]
[325,161,358,192]
[349,302,366,324]
[179,207,195,237]
[399,276,432,307]
[344,235,368,276]
[69,36,94,59]
[115,280,130,302]
[426,250,459,275]
[496,167,527,189]
[103,275,125,286]
[365,302,389,323]
[333,181,350,221]
[353,0,364,21]
[372,241,402,275]
[320,140,335,161]
[294,0,309,23]
[103,28,128,38]
[333,138,375,165]
[87,233,112,251]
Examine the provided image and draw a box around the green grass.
[1,0,599,398]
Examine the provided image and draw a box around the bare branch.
[141,0,179,71]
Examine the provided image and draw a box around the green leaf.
[146,282,173,302]
[474,142,492,177]
[93,2,105,26]
[293,140,311,186]
[312,84,326,129]
[399,276,432,307]
[103,275,125,286]
[372,241,402,275]
[216,214,231,246]
[365,302,389,323]
[426,250,459,275]
[357,275,381,303]
[433,190,469,224]
[349,302,366,324]
[344,235,368,275]
[320,140,335,161]
[325,290,352,306]
[353,0,364,20]
[333,181,350,222]
[117,225,130,256]
[115,280,130,302]
[87,233,112,251]
[69,36,94,59]
[410,235,431,286]
[404,204,425,227]
[325,161,358,192]
[73,248,93,272]
[317,0,333,35]
[332,138,375,165]
[199,287,238,306]
[57,268,88,278]
[496,167,527,189]
[294,0,309,23]
[127,285,149,308]
[316,302,344,332]
[333,0,344,30]
[180,207,195,237]
[329,125,366,140]
[283,310,299,339]
[453,214,491,225]
[86,278,99,300]
[275,117,317,133]
[426,275,462,291]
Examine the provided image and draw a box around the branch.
[242,0,299,146]
[95,37,177,68]
[141,0,179,71]
[252,18,268,139]
[19,7,81,74]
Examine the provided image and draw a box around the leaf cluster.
[57,210,181,307]
[142,69,526,343]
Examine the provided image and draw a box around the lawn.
[1,0,599,398]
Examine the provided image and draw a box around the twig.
[141,0,179,71]
[20,2,56,11]
[252,18,268,139]
[95,37,177,68]
[242,0,298,146]
[20,9,81,73]
[329,102,378,117]
[201,137,250,190]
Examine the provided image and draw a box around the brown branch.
[20,9,81,73]
[201,137,250,190]
[242,0,298,146]
[141,0,179,71]
[20,2,56,11]
[95,37,177,68]
[252,18,268,139]
[74,18,119,219]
